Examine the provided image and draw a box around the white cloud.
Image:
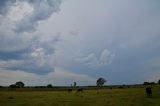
[76,53,95,63]
[0,0,63,52]
[30,47,47,66]
[15,0,62,32]
[99,49,115,65]
[0,60,24,69]
[7,1,33,22]
[75,49,115,68]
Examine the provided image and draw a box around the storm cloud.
[0,0,62,74]
[0,0,160,86]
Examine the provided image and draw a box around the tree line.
[0,78,160,88]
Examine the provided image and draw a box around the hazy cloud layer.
[0,67,95,86]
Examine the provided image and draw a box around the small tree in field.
[9,81,25,88]
[96,78,106,86]
[15,81,25,88]
[74,82,77,87]
[47,84,53,88]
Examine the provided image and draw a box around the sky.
[0,0,160,86]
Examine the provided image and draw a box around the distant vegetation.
[9,81,25,88]
[143,81,156,85]
[46,84,53,88]
[0,79,159,88]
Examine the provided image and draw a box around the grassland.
[0,86,160,106]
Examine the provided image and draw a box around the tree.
[74,82,77,87]
[143,82,155,85]
[15,81,25,88]
[47,84,53,88]
[9,81,25,88]
[9,84,17,88]
[150,82,155,85]
[143,82,150,85]
[96,77,106,86]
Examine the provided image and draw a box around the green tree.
[15,81,25,88]
[9,84,17,88]
[47,84,53,88]
[143,82,150,85]
[74,82,77,87]
[96,78,106,86]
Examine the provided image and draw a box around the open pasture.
[0,87,160,106]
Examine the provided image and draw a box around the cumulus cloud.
[15,0,62,32]
[0,0,63,74]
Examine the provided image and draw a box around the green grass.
[0,87,160,106]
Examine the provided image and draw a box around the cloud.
[0,59,54,74]
[30,47,48,66]
[0,0,63,74]
[146,74,160,83]
[0,0,16,15]
[15,0,62,32]
[0,60,23,69]
[0,0,160,85]
[0,33,61,74]
[0,67,95,86]
[142,57,160,82]
[99,49,115,65]
[0,0,62,32]
[75,49,115,68]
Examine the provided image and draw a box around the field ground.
[0,86,160,106]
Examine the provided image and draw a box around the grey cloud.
[0,0,62,32]
[0,38,59,74]
[0,67,95,86]
[0,31,60,74]
[0,0,16,15]
[75,49,115,68]
[0,0,63,74]
[1,0,160,85]
[15,0,62,32]
[0,50,54,74]
[0,34,31,52]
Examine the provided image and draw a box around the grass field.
[0,86,160,106]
